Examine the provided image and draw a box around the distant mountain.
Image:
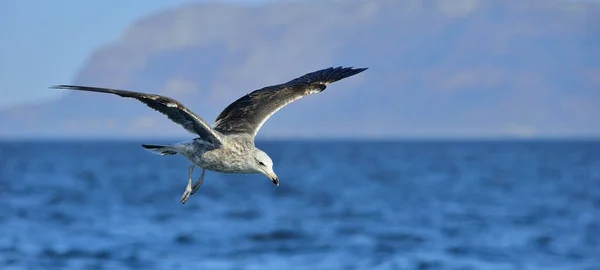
[2,0,599,139]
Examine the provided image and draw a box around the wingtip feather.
[322,66,368,83]
[50,84,77,90]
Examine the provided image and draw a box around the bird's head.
[252,149,279,186]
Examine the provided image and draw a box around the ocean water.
[0,140,599,270]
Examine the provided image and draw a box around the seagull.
[51,66,367,204]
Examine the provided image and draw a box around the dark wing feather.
[50,85,223,145]
[213,66,367,137]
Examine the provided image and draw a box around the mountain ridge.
[1,0,598,139]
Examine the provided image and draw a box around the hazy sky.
[0,0,593,109]
[0,0,270,109]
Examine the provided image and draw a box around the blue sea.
[0,140,599,270]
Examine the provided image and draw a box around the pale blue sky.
[0,0,268,109]
[0,0,592,110]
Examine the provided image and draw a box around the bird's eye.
[258,161,265,166]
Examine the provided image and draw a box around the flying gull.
[51,66,367,204]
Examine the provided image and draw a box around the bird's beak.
[268,172,279,186]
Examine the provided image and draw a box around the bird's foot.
[190,169,206,196]
[190,181,202,195]
[180,183,193,204]
[180,165,195,204]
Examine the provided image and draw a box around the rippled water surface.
[1,140,599,270]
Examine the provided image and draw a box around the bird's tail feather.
[141,144,179,156]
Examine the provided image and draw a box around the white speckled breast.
[185,135,257,173]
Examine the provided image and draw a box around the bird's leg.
[190,168,205,195]
[180,165,195,204]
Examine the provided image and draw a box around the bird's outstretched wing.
[50,85,223,145]
[213,66,367,137]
